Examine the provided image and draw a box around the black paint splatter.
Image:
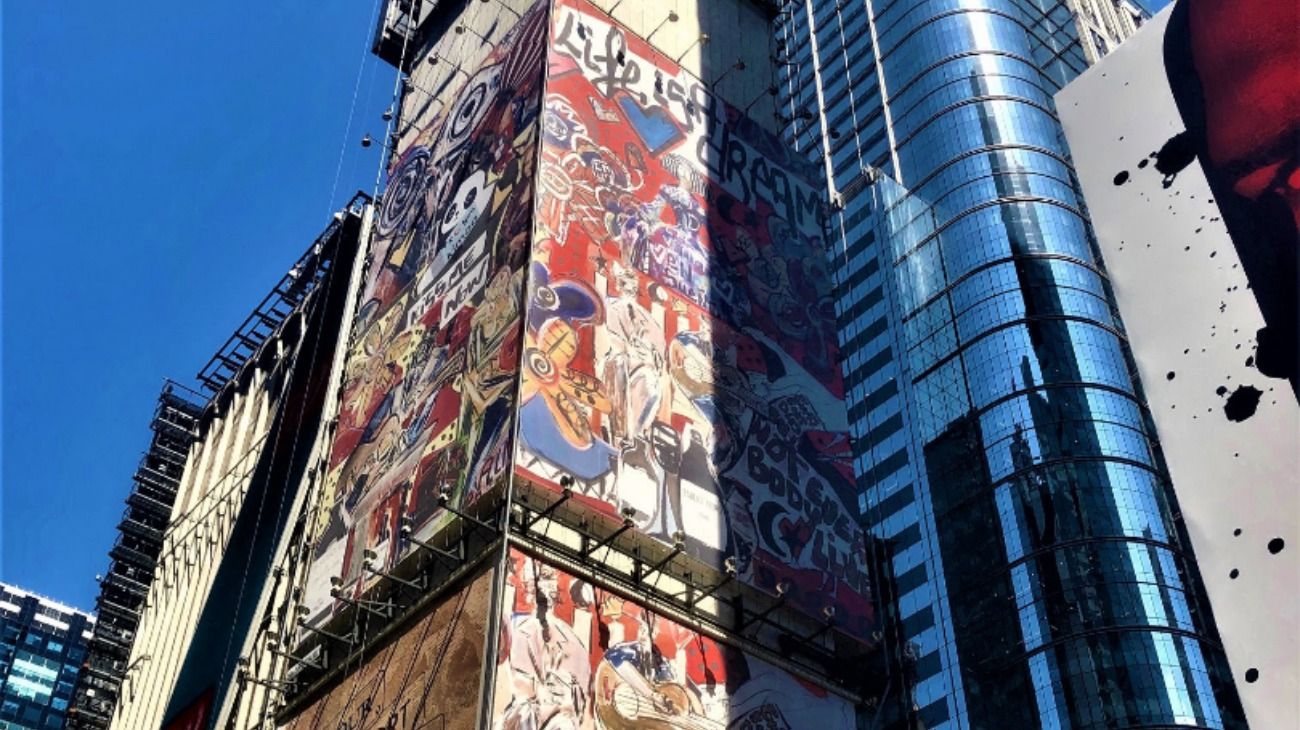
[1268,538,1285,554]
[1166,371,1176,380]
[1229,568,1239,579]
[1254,325,1298,387]
[1113,170,1130,186]
[1138,158,1149,169]
[1245,668,1259,683]
[1223,385,1263,421]
[1155,131,1197,188]
[1216,385,1229,396]
[1234,528,1243,536]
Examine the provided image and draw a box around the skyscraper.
[0,583,95,730]
[776,0,1247,727]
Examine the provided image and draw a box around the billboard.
[281,568,493,730]
[1056,4,1298,727]
[513,0,873,641]
[490,547,855,729]
[301,0,548,624]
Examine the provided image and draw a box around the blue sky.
[2,1,394,610]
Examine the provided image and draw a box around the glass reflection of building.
[0,584,94,730]
[777,0,1247,728]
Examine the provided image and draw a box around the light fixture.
[362,548,429,592]
[525,476,575,530]
[647,10,679,43]
[437,486,498,533]
[710,57,748,89]
[687,556,738,607]
[399,516,463,565]
[583,507,638,561]
[640,530,687,582]
[675,34,710,64]
[265,636,326,672]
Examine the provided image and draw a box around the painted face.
[542,95,586,151]
[438,169,493,260]
[534,564,560,605]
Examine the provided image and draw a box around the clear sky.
[2,1,395,610]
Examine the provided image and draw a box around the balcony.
[125,489,172,517]
[108,540,157,571]
[133,466,180,494]
[89,629,133,656]
[82,656,126,681]
[119,516,164,544]
[96,596,142,624]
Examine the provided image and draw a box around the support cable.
[327,0,388,217]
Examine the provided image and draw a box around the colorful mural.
[490,548,855,729]
[301,0,547,625]
[515,0,874,640]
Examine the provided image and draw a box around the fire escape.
[65,382,203,730]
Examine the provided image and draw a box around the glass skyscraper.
[776,0,1247,727]
[0,584,94,730]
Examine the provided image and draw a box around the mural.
[301,0,547,625]
[515,0,874,640]
[490,548,855,729]
[282,568,493,730]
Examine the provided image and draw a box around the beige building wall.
[1071,0,1145,62]
[111,349,289,730]
[213,206,375,730]
[108,210,369,727]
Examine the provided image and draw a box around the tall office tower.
[0,583,95,730]
[776,0,1248,728]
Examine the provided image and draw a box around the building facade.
[0,584,95,730]
[99,196,368,730]
[776,0,1247,727]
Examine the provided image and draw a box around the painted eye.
[534,286,559,309]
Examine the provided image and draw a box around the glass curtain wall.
[778,0,1248,727]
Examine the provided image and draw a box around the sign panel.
[301,0,548,626]
[1056,5,1298,726]
[513,0,874,641]
[281,568,493,730]
[490,548,855,729]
